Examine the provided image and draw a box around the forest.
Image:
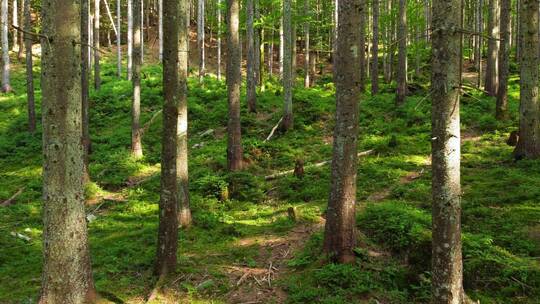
[0,0,539,303]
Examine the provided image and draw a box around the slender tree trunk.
[94,0,101,90]
[117,0,121,77]
[82,0,91,181]
[514,0,540,159]
[39,0,96,300]
[282,0,293,130]
[476,0,483,88]
[371,0,379,95]
[358,0,366,91]
[198,0,205,82]
[291,24,297,83]
[16,0,24,60]
[260,27,265,91]
[496,0,510,120]
[246,0,256,112]
[127,0,133,80]
[131,0,143,158]
[304,0,310,88]
[279,13,284,78]
[323,0,361,265]
[227,0,243,171]
[254,0,260,85]
[176,0,191,227]
[431,0,465,302]
[269,29,274,77]
[24,0,34,132]
[396,0,407,105]
[1,0,11,92]
[485,0,500,96]
[155,0,180,277]
[217,0,222,80]
[158,0,163,61]
[12,0,18,51]
[140,0,144,62]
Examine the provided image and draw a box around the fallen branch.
[1,187,24,207]
[265,150,375,180]
[140,110,163,138]
[264,117,283,142]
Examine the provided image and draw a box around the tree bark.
[485,0,500,96]
[217,0,222,81]
[117,0,122,77]
[94,0,101,90]
[431,0,465,302]
[358,0,366,91]
[39,0,96,300]
[282,0,293,130]
[198,0,205,82]
[246,0,256,112]
[131,0,143,158]
[476,0,483,88]
[12,0,18,51]
[178,0,191,227]
[496,0,510,120]
[24,0,34,132]
[304,0,310,88]
[158,0,163,62]
[371,0,379,95]
[323,0,362,265]
[156,0,180,277]
[1,0,11,92]
[82,0,91,181]
[226,0,243,171]
[514,0,540,159]
[127,0,133,80]
[396,0,407,105]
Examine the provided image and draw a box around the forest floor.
[1,50,540,304]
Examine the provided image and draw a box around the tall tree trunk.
[82,0,91,181]
[260,28,265,91]
[131,0,143,158]
[323,0,361,265]
[94,0,101,90]
[476,0,483,88]
[39,0,96,300]
[16,0,24,60]
[178,0,191,227]
[282,0,293,130]
[226,0,243,171]
[514,0,540,159]
[358,0,366,91]
[12,0,18,51]
[140,0,144,62]
[155,0,180,277]
[1,0,11,92]
[496,0,510,120]
[24,0,34,132]
[396,0,407,105]
[371,0,379,95]
[217,0,222,80]
[127,0,133,80]
[198,0,205,82]
[254,0,260,86]
[485,0,500,96]
[158,0,163,61]
[304,0,310,88]
[246,0,256,112]
[117,0,121,77]
[279,13,284,78]
[431,0,465,302]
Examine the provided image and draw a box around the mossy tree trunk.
[39,0,96,300]
[323,0,362,265]
[431,0,466,302]
[514,0,540,159]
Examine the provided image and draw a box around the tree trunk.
[323,0,361,264]
[226,0,243,171]
[396,0,407,105]
[127,0,133,80]
[198,0,205,82]
[282,0,293,130]
[358,0,366,91]
[371,0,379,95]
[431,0,465,302]
[279,13,284,78]
[39,0,96,300]
[476,0,483,88]
[24,0,34,132]
[254,0,260,86]
[140,0,144,63]
[485,0,500,96]
[496,0,510,120]
[155,0,180,277]
[178,0,191,227]
[117,0,121,77]
[217,0,222,81]
[158,0,163,61]
[12,0,18,51]
[246,0,256,112]
[1,0,11,92]
[514,0,540,159]
[94,0,101,90]
[16,0,24,60]
[82,0,91,181]
[304,0,310,88]
[131,0,143,158]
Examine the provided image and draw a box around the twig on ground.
[1,188,24,207]
[264,117,283,142]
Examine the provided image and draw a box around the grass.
[0,52,539,304]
